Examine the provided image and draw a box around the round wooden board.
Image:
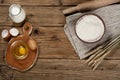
[5,35,38,72]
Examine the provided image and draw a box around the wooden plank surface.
[61,0,92,5]
[0,0,91,6]
[0,7,65,26]
[13,59,120,80]
[1,0,60,6]
[0,27,120,59]
[0,0,120,80]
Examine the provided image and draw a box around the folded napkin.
[64,4,120,59]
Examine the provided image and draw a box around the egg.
[28,39,37,50]
[19,46,26,55]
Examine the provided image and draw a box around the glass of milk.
[9,4,26,26]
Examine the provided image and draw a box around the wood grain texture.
[13,59,120,80]
[0,44,7,64]
[0,7,65,27]
[0,27,120,59]
[61,0,92,5]
[0,0,120,80]
[0,27,77,59]
[0,0,60,6]
[0,0,92,6]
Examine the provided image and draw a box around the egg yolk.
[19,46,26,55]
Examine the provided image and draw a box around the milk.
[9,4,26,26]
[75,14,105,43]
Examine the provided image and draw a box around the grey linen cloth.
[64,4,120,59]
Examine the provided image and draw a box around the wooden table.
[0,0,120,80]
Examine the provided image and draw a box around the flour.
[76,14,105,43]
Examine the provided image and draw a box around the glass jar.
[9,4,26,26]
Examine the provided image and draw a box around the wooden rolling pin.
[63,0,120,15]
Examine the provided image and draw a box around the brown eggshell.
[28,39,37,50]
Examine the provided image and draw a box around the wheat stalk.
[86,35,120,70]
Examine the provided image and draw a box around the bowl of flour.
[75,13,105,43]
